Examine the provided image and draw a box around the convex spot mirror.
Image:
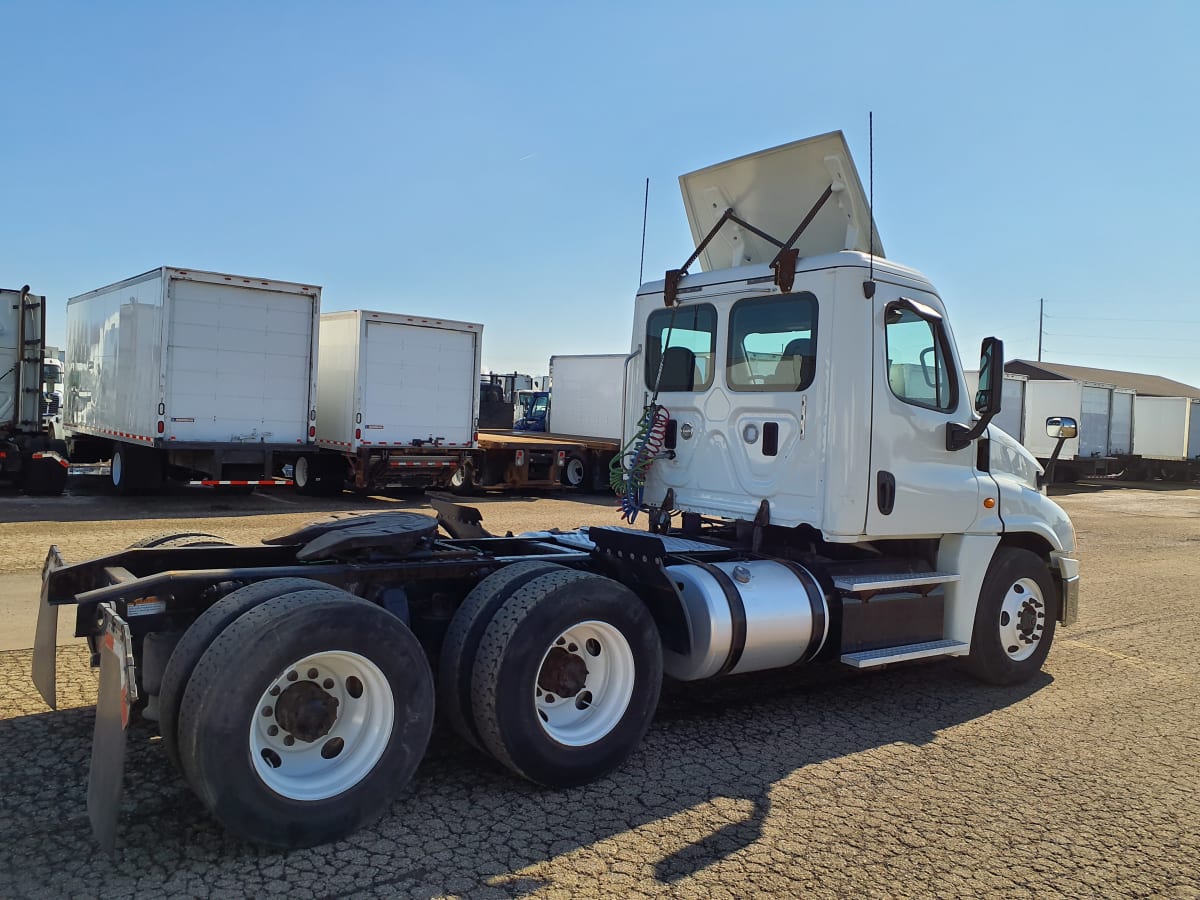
[974,336,1004,416]
[1046,416,1078,439]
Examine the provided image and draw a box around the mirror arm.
[946,411,996,452]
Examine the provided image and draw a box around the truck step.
[840,639,968,668]
[832,571,961,593]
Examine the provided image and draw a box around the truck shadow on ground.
[0,654,1049,896]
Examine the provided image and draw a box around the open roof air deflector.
[678,131,884,273]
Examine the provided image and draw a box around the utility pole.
[1037,298,1044,362]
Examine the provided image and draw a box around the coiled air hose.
[610,402,669,524]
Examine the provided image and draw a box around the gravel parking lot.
[0,480,1197,898]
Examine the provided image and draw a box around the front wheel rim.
[295,456,311,488]
[250,650,394,800]
[998,577,1047,661]
[533,620,635,746]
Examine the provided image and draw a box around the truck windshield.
[43,362,63,384]
[645,304,717,392]
[727,293,818,392]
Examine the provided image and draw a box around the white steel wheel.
[963,546,1058,686]
[294,455,313,491]
[250,650,394,801]
[997,577,1047,662]
[533,620,636,747]
[562,456,586,488]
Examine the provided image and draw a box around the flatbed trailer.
[461,429,619,491]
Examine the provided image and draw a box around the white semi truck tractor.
[31,132,1079,851]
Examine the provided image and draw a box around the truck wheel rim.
[295,456,311,488]
[998,578,1046,662]
[450,467,466,487]
[565,458,584,486]
[111,451,123,486]
[250,650,394,800]
[533,620,635,747]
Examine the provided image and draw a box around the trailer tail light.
[557,450,565,466]
[515,450,526,467]
[0,451,6,459]
[157,421,164,434]
[309,426,316,437]
[355,428,361,440]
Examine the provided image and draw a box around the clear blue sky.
[4,1,1198,387]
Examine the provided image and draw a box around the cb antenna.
[864,111,876,299]
[638,177,650,286]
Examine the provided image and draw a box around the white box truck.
[295,310,482,493]
[33,131,1080,852]
[63,268,320,492]
[1,285,68,494]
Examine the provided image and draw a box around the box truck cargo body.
[546,354,626,440]
[296,310,482,493]
[64,268,320,491]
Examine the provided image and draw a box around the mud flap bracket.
[88,603,137,853]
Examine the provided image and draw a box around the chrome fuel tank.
[663,559,829,681]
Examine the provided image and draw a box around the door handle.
[877,470,896,515]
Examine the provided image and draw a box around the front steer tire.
[157,576,334,770]
[470,569,663,788]
[177,590,434,848]
[962,547,1059,686]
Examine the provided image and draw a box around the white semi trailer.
[63,268,321,492]
[1128,395,1200,480]
[295,309,483,494]
[1020,378,1133,479]
[32,131,1080,852]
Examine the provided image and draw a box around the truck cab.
[623,132,1078,659]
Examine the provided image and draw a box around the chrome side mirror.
[1046,416,1078,440]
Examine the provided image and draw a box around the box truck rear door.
[360,321,476,447]
[166,279,314,443]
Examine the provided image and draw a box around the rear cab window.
[645,304,717,392]
[726,293,818,392]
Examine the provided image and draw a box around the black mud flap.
[87,604,137,853]
[32,545,65,710]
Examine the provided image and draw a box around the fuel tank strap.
[693,562,747,676]
[776,560,829,662]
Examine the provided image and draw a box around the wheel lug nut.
[307,668,319,680]
[286,670,298,682]
[261,706,273,717]
[323,678,334,689]
[267,725,278,736]
[284,735,295,747]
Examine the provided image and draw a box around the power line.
[1042,331,1200,343]
[1044,313,1200,325]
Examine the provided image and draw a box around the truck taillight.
[309,426,316,437]
[355,428,361,440]
[157,421,164,434]
[515,450,526,466]
[557,450,565,465]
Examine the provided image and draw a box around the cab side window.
[884,303,956,411]
[645,304,717,392]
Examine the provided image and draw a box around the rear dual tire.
[442,564,663,788]
[176,588,433,848]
